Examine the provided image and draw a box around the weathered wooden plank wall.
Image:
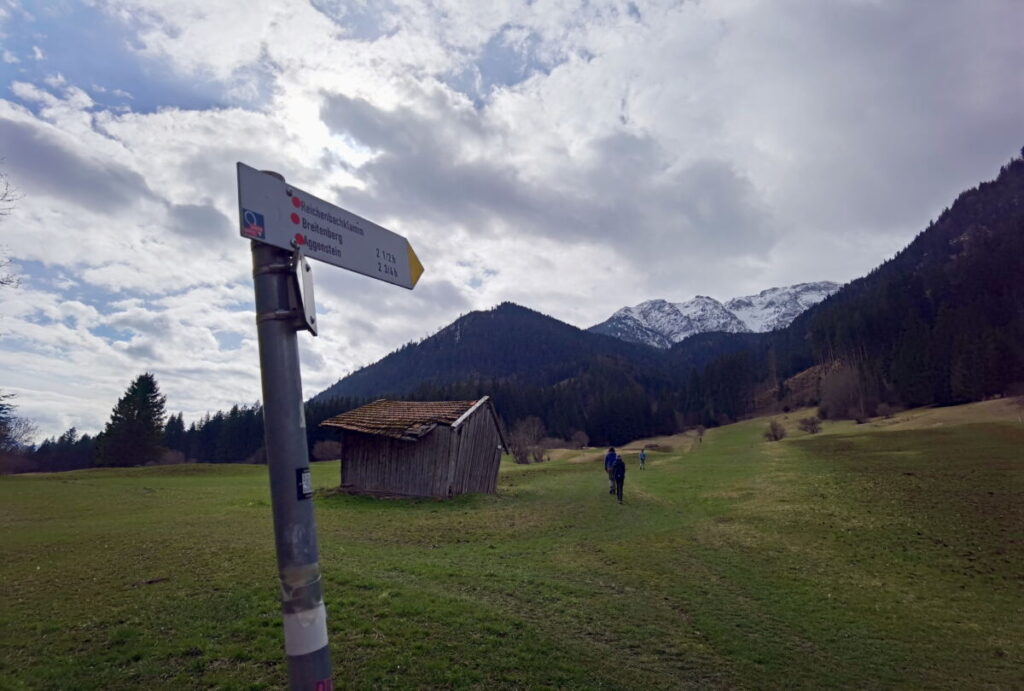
[341,430,451,497]
[452,406,502,494]
[430,427,454,497]
[336,403,502,498]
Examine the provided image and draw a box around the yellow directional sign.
[237,162,424,289]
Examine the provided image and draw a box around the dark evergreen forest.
[789,156,1024,410]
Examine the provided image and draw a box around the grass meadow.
[2,403,1022,689]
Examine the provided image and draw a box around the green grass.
[2,414,1022,689]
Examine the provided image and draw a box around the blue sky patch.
[0,3,227,114]
[310,0,399,42]
[442,26,558,108]
[214,330,245,350]
[88,324,133,342]
[16,260,139,310]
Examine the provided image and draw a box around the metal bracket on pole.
[253,248,316,336]
[290,246,317,337]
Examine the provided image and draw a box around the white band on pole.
[283,603,329,656]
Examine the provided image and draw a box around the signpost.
[238,162,423,290]
[238,163,424,690]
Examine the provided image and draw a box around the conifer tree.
[96,373,167,466]
[163,412,186,452]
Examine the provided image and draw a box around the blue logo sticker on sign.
[241,208,266,239]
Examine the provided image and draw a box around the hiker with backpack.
[604,447,617,494]
[613,453,627,504]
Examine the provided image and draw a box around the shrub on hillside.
[797,416,822,434]
[149,450,186,466]
[764,420,787,442]
[244,447,267,465]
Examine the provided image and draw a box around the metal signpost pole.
[239,161,422,689]
[250,173,332,690]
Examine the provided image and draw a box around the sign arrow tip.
[407,243,425,288]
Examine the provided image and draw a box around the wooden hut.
[319,397,508,498]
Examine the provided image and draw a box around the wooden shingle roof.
[320,399,481,441]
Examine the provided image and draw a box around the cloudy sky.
[1,0,1021,439]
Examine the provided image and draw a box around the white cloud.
[42,72,65,88]
[1,0,1023,439]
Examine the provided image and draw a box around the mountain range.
[315,281,840,402]
[588,281,840,348]
[313,152,1024,445]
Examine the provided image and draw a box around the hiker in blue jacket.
[613,453,627,504]
[604,447,617,494]
[639,447,647,470]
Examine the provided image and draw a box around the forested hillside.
[316,303,667,400]
[314,303,778,445]
[765,154,1024,417]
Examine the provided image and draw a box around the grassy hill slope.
[1,403,1021,688]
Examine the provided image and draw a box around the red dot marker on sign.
[290,213,300,224]
[292,196,301,208]
[294,233,306,245]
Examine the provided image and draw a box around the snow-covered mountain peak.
[725,281,840,332]
[589,281,840,348]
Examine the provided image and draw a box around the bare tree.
[0,392,37,457]
[507,437,529,464]
[0,415,37,452]
[509,416,546,464]
[569,430,589,449]
[0,167,19,287]
[0,255,16,289]
[0,168,15,217]
[818,364,874,420]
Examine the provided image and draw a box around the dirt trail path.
[550,431,699,465]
